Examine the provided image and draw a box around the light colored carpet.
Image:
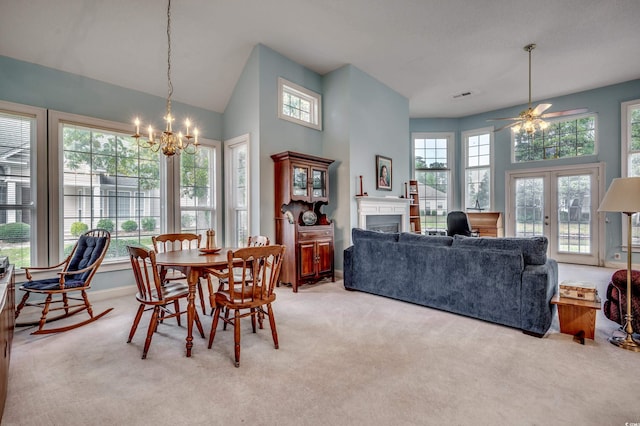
[3,264,640,426]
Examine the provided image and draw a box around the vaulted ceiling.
[1,0,639,118]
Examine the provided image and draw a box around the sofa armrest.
[343,246,354,288]
[520,259,558,335]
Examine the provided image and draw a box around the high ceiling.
[1,0,639,118]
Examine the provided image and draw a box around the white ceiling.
[1,0,639,118]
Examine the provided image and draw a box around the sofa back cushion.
[352,227,399,243]
[451,235,548,265]
[398,232,453,246]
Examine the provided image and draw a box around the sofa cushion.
[452,235,548,265]
[352,227,399,243]
[398,232,453,246]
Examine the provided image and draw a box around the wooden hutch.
[271,151,335,292]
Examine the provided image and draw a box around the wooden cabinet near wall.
[0,265,15,421]
[272,151,335,292]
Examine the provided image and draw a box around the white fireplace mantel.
[355,196,410,232]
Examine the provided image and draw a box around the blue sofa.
[343,228,558,336]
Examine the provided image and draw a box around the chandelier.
[132,0,198,156]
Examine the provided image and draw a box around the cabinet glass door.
[312,168,326,198]
[292,166,308,197]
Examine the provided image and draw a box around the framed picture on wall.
[376,155,392,190]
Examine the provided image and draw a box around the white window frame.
[511,113,598,163]
[171,138,223,240]
[277,77,322,131]
[462,127,493,211]
[411,132,455,231]
[0,100,47,268]
[621,99,640,250]
[225,134,250,247]
[49,110,165,266]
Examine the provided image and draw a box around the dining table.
[154,247,234,357]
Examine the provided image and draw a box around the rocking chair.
[15,229,113,334]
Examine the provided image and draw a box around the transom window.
[513,114,596,162]
[278,77,322,130]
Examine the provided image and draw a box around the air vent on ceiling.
[452,91,474,100]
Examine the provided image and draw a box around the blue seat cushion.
[23,277,86,291]
[67,235,108,281]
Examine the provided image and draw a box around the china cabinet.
[271,151,335,292]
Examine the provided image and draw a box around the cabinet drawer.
[298,227,333,241]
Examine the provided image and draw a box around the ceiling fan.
[489,43,588,134]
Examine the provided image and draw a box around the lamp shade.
[598,177,640,213]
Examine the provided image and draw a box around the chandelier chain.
[166,0,173,115]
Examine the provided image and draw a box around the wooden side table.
[551,295,601,340]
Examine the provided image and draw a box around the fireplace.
[356,196,410,233]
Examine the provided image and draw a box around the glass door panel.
[292,165,308,197]
[556,174,592,255]
[514,177,545,238]
[312,168,326,198]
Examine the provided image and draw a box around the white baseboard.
[90,285,136,302]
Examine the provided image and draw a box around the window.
[278,77,322,130]
[53,113,224,264]
[412,132,454,233]
[179,144,219,239]
[622,99,640,247]
[463,128,492,211]
[513,114,596,162]
[0,102,46,268]
[225,135,249,247]
[60,120,161,260]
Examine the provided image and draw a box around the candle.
[185,119,191,136]
[148,125,153,142]
[194,128,199,145]
[134,117,140,135]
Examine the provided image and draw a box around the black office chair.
[446,211,473,237]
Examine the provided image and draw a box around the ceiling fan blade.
[532,103,552,116]
[541,108,589,118]
[486,117,520,122]
[493,122,520,132]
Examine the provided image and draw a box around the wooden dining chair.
[208,245,285,367]
[152,233,213,315]
[15,229,113,334]
[127,246,205,359]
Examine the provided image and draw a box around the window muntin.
[413,133,453,233]
[278,77,322,130]
[62,122,161,259]
[464,130,492,211]
[513,114,596,162]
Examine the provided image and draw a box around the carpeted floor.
[3,264,640,425]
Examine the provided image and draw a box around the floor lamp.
[598,176,640,352]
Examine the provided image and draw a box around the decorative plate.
[302,210,317,226]
[199,247,222,254]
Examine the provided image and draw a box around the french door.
[506,164,603,265]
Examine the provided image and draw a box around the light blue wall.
[256,45,324,239]
[0,56,222,139]
[410,79,640,264]
[321,65,409,268]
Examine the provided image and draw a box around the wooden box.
[559,280,598,301]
